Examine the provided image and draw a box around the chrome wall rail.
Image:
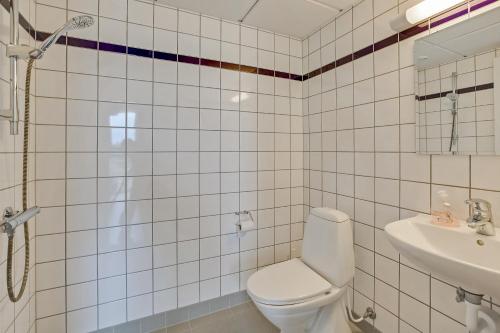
[447,72,458,152]
[6,0,19,134]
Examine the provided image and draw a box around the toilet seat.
[247,258,336,306]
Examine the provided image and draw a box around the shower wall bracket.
[7,44,38,60]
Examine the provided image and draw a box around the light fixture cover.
[390,0,464,32]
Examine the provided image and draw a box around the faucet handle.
[465,198,491,211]
[465,198,492,224]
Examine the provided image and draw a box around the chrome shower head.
[31,15,94,58]
[65,15,95,30]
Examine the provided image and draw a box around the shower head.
[30,15,94,59]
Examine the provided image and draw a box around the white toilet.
[246,207,355,333]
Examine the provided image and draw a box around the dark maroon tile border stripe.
[221,62,240,71]
[240,65,257,74]
[308,68,322,79]
[475,82,495,91]
[353,45,373,60]
[99,42,127,53]
[1,0,498,83]
[457,86,477,94]
[373,34,398,51]
[128,46,153,58]
[178,54,199,65]
[258,68,274,76]
[416,82,494,101]
[200,58,220,68]
[275,71,290,79]
[154,50,177,61]
[322,62,336,73]
[67,36,98,49]
[399,24,428,41]
[335,54,353,67]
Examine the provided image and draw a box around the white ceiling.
[155,0,358,39]
[154,0,257,23]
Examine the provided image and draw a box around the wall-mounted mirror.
[414,6,500,155]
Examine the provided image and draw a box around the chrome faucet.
[465,199,495,236]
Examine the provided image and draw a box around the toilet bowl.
[247,208,355,333]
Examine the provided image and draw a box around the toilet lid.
[247,258,332,306]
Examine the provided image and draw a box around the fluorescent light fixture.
[390,0,465,32]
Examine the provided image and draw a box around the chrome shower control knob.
[3,207,14,218]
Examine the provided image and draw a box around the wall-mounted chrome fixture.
[6,15,93,61]
[1,2,94,303]
[1,0,94,135]
[447,72,458,152]
[1,206,40,237]
[465,198,495,236]
[234,210,256,237]
[0,0,21,134]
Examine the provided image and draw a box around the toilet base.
[308,298,351,333]
[257,296,352,333]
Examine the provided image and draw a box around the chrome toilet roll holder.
[234,210,255,235]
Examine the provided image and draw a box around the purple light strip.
[430,4,469,28]
[471,0,499,10]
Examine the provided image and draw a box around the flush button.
[477,239,485,246]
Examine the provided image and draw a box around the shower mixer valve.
[1,206,40,237]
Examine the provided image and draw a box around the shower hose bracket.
[6,44,40,60]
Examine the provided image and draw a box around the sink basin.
[385,214,500,298]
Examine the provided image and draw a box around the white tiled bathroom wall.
[302,1,500,332]
[0,0,37,332]
[30,0,304,331]
[3,0,500,332]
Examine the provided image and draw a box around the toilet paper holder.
[234,210,255,236]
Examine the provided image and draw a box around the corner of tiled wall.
[301,0,500,332]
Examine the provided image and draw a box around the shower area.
[0,0,305,332]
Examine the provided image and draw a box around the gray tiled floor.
[152,302,278,333]
[153,302,365,333]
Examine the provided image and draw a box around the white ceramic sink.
[385,214,500,299]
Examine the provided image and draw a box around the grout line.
[151,0,156,320]
[96,0,101,330]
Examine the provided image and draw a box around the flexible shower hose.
[6,58,34,302]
